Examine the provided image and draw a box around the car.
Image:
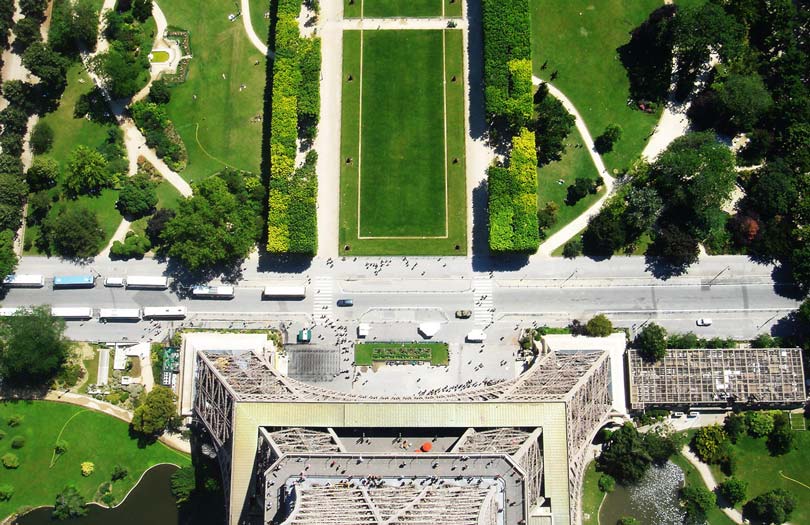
[455,310,472,319]
[104,277,125,287]
[336,298,354,307]
[696,318,713,327]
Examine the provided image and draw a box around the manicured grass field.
[530,0,662,173]
[354,342,449,366]
[339,30,467,255]
[580,461,603,524]
[25,65,123,255]
[344,0,461,18]
[0,400,190,520]
[537,127,604,240]
[249,0,270,45]
[160,0,266,182]
[149,50,170,63]
[709,432,810,524]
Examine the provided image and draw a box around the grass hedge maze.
[266,0,321,255]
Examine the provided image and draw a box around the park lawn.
[581,461,603,525]
[24,64,123,255]
[0,400,190,520]
[354,342,449,366]
[710,432,810,524]
[339,30,466,255]
[669,452,736,525]
[161,0,266,182]
[530,0,661,173]
[344,0,459,18]
[537,128,604,240]
[249,0,270,46]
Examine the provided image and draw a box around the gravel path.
[241,0,271,56]
[533,77,615,257]
[340,17,466,30]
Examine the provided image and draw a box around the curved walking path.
[681,446,744,524]
[533,77,615,257]
[241,0,271,56]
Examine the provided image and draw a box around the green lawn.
[709,432,810,524]
[581,461,603,524]
[537,127,604,239]
[0,400,190,520]
[248,0,270,45]
[25,64,123,255]
[160,0,267,182]
[354,342,450,366]
[78,346,103,394]
[344,0,461,18]
[339,30,466,255]
[530,0,662,173]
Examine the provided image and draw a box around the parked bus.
[191,285,235,299]
[0,307,23,316]
[262,285,306,299]
[141,306,187,319]
[53,275,95,289]
[3,274,44,288]
[98,308,141,321]
[125,276,169,290]
[51,307,93,319]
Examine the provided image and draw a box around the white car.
[696,318,713,327]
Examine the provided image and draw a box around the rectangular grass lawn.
[344,0,461,18]
[339,30,467,255]
[355,342,450,366]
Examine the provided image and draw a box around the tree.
[0,172,28,231]
[109,232,151,260]
[146,208,175,245]
[0,306,70,386]
[566,177,598,205]
[13,16,41,47]
[0,484,13,501]
[30,120,53,154]
[0,107,29,136]
[635,323,667,361]
[131,385,178,436]
[598,474,615,493]
[617,518,639,525]
[745,411,774,438]
[537,201,559,232]
[1,80,32,112]
[48,0,98,54]
[562,238,582,259]
[162,176,259,271]
[26,156,58,191]
[723,412,747,443]
[597,423,652,484]
[643,429,678,465]
[766,412,794,455]
[111,465,128,481]
[532,83,575,164]
[680,485,716,522]
[623,186,662,237]
[595,124,622,153]
[41,205,104,258]
[585,314,613,337]
[719,478,748,506]
[691,424,729,464]
[170,466,195,505]
[21,41,67,87]
[52,485,87,520]
[91,43,148,99]
[117,173,157,217]
[714,73,773,133]
[131,0,152,22]
[583,200,627,256]
[744,489,796,525]
[751,333,778,348]
[148,79,171,105]
[65,145,112,196]
[0,231,17,286]
[649,224,699,269]
[19,0,47,19]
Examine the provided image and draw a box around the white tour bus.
[51,307,93,319]
[125,276,170,290]
[261,285,307,299]
[141,306,187,319]
[98,308,142,321]
[191,285,235,299]
[3,274,45,288]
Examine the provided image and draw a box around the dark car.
[337,298,354,307]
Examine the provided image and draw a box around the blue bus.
[53,275,95,289]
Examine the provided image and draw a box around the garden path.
[533,77,615,257]
[241,0,271,56]
[681,445,744,524]
[340,17,466,30]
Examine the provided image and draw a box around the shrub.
[117,173,157,218]
[171,466,195,505]
[110,231,151,260]
[680,485,716,522]
[2,452,20,469]
[723,412,746,443]
[55,440,68,455]
[635,323,668,361]
[598,474,615,493]
[566,177,597,205]
[0,429,5,440]
[53,485,87,520]
[81,461,95,476]
[691,424,729,464]
[766,412,794,455]
[617,519,639,525]
[7,414,22,426]
[10,435,25,448]
[745,411,774,438]
[718,478,747,506]
[585,314,613,337]
[0,484,13,501]
[562,238,582,258]
[111,464,128,481]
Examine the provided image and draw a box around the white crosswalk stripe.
[312,276,334,319]
[473,278,494,326]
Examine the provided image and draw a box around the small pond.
[599,461,687,525]
[14,463,220,525]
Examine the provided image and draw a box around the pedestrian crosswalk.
[473,278,494,326]
[312,276,334,319]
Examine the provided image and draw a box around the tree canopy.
[131,386,178,436]
[41,205,105,258]
[65,145,113,196]
[117,173,157,218]
[635,323,667,361]
[0,306,71,387]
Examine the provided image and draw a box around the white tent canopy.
[418,322,441,338]
[466,330,487,342]
[357,323,370,338]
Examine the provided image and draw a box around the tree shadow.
[617,5,677,105]
[643,254,690,280]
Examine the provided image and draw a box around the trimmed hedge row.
[481,0,533,126]
[266,0,321,254]
[488,128,539,253]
